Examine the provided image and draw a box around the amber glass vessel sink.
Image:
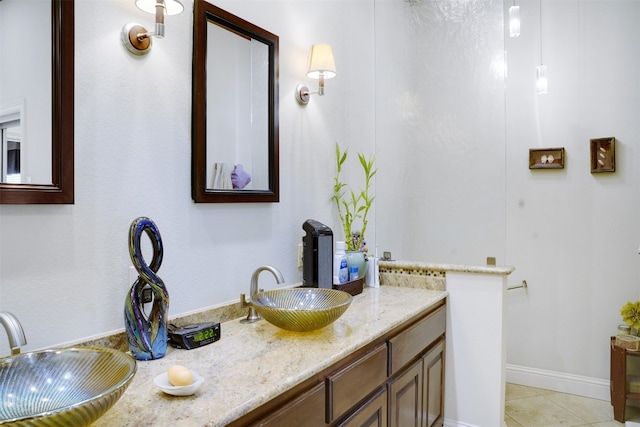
[251,288,353,332]
[0,347,136,426]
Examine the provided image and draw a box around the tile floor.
[505,383,640,426]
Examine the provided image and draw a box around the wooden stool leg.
[611,341,627,422]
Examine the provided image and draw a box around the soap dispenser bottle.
[334,241,349,284]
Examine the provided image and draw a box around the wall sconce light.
[509,2,520,37]
[295,44,337,105]
[121,0,184,56]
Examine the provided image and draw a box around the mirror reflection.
[192,0,279,203]
[1,123,21,184]
[206,23,269,191]
[0,0,52,186]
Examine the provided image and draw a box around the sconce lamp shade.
[306,44,337,79]
[296,43,337,105]
[135,0,184,16]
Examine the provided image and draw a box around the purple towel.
[231,164,251,189]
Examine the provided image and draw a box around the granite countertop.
[94,286,447,427]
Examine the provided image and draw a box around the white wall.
[0,0,375,354]
[373,0,640,397]
[504,0,640,393]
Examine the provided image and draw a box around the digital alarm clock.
[168,322,220,350]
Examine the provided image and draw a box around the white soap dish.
[153,371,204,396]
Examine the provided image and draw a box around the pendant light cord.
[539,0,543,64]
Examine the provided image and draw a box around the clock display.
[169,322,220,350]
[193,328,216,342]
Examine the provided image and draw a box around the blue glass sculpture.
[125,217,170,360]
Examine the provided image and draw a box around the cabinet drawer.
[250,382,326,427]
[388,305,445,375]
[327,343,388,423]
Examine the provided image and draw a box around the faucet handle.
[240,293,248,308]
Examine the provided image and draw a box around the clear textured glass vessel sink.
[251,288,353,332]
[0,347,136,426]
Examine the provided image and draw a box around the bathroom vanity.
[93,286,447,426]
[230,297,446,426]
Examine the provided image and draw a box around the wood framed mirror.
[192,1,279,203]
[0,0,74,204]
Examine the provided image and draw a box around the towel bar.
[507,280,527,291]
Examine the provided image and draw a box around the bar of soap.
[167,365,194,386]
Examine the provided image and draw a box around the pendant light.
[536,0,548,94]
[509,1,520,38]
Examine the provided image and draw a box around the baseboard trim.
[443,419,506,427]
[506,364,610,401]
[443,418,480,427]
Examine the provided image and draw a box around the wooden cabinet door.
[388,359,423,427]
[338,387,388,427]
[422,339,445,427]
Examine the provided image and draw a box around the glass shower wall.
[373,0,507,264]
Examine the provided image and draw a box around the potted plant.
[332,143,376,280]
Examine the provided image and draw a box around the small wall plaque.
[590,137,615,173]
[529,148,565,169]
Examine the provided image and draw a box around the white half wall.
[445,271,508,427]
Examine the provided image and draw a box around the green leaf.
[333,144,376,245]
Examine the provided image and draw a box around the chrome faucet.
[0,312,27,356]
[240,265,285,323]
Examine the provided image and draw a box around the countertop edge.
[379,260,515,275]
